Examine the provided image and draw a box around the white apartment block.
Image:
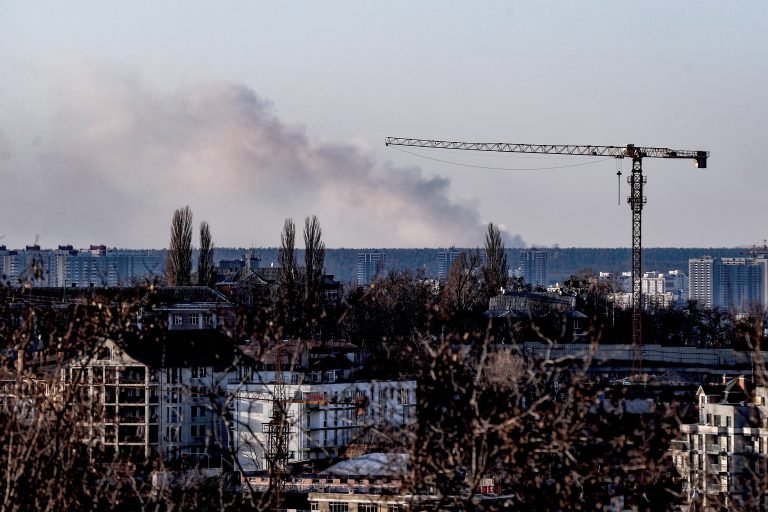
[229,375,417,472]
[64,338,231,464]
[671,378,768,510]
[689,257,715,308]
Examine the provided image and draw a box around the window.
[398,389,409,405]
[328,502,348,512]
[191,367,207,379]
[172,315,182,326]
[310,502,319,512]
[388,506,403,512]
[726,416,732,428]
[188,314,199,326]
[714,415,721,427]
[706,414,712,426]
[191,425,206,438]
[167,407,180,423]
[165,426,179,442]
[359,504,379,512]
[167,368,182,384]
[203,314,214,326]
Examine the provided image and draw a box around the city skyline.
[1,2,766,249]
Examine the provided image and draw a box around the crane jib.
[385,137,708,167]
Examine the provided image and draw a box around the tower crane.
[385,137,709,377]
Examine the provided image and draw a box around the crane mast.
[386,137,709,378]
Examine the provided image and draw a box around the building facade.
[690,257,716,309]
[1,244,162,288]
[671,378,768,510]
[64,336,232,464]
[689,256,768,311]
[357,252,386,286]
[437,250,462,282]
[229,375,416,471]
[519,249,548,288]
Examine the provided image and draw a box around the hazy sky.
[0,1,765,249]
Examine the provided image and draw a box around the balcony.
[706,463,729,474]
[118,414,146,424]
[118,394,146,404]
[706,444,725,454]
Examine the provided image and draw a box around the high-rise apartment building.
[0,245,57,286]
[520,249,548,288]
[715,258,768,311]
[1,244,162,288]
[357,252,385,285]
[689,256,768,311]
[689,257,715,308]
[437,250,463,282]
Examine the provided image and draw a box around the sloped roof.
[120,329,236,370]
[311,353,354,371]
[489,291,576,312]
[148,286,230,305]
[320,452,407,478]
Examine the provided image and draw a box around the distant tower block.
[520,249,548,288]
[357,252,385,285]
[437,249,463,282]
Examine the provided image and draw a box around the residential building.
[1,244,162,288]
[689,257,768,311]
[357,252,386,286]
[229,343,416,471]
[437,249,462,282]
[151,286,233,331]
[0,245,57,286]
[690,257,715,308]
[671,377,768,510]
[519,249,548,288]
[715,257,768,312]
[665,269,689,302]
[64,332,235,464]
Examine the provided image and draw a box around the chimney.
[738,375,748,393]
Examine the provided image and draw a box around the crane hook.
[616,159,623,206]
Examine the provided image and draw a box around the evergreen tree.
[166,206,193,286]
[278,218,299,331]
[482,222,508,298]
[303,215,326,333]
[197,220,215,287]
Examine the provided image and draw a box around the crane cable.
[389,145,613,171]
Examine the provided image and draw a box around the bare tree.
[482,222,508,299]
[303,215,325,333]
[278,219,299,331]
[166,206,193,286]
[441,250,482,320]
[197,220,215,287]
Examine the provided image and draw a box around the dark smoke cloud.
[0,65,525,248]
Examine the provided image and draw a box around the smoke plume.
[0,63,525,248]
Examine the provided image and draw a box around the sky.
[0,1,766,249]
